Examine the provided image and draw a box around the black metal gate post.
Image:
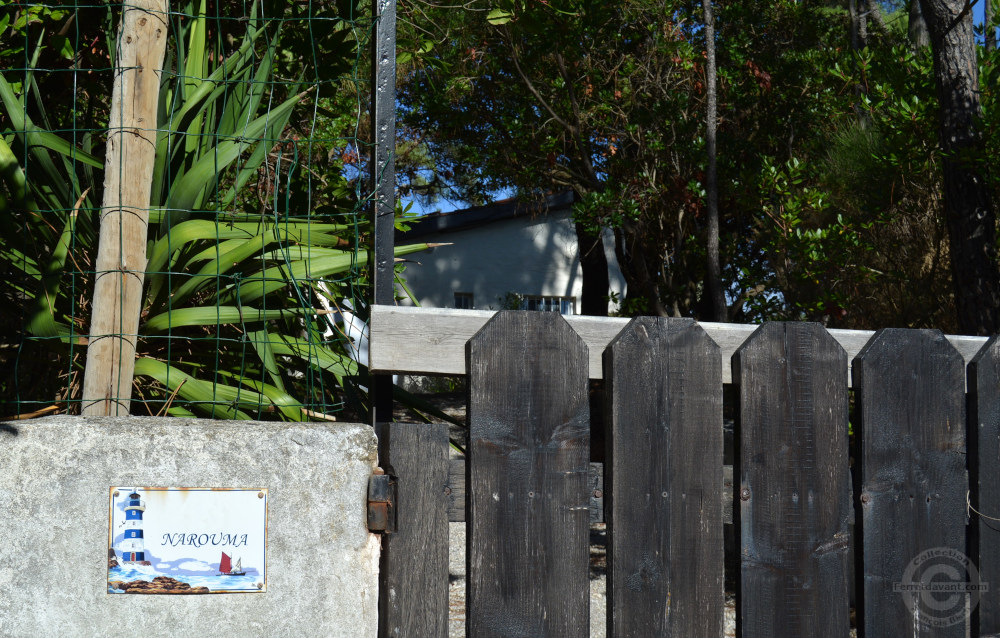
[370,0,396,425]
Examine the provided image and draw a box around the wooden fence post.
[81,0,168,415]
[734,322,852,637]
[854,329,967,637]
[466,311,590,637]
[604,317,724,637]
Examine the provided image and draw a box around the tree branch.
[509,40,573,132]
[555,52,600,188]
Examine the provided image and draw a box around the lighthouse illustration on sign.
[119,490,146,562]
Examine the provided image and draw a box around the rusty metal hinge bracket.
[367,468,397,533]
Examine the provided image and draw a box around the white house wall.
[398,208,626,314]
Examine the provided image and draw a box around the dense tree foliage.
[398,0,1000,333]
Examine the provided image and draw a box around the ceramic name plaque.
[108,487,268,594]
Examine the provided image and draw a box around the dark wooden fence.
[371,309,1000,637]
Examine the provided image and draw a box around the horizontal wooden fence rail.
[369,304,989,386]
[373,308,1000,638]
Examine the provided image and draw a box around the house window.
[522,295,575,315]
[454,292,474,309]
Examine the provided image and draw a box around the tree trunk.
[849,0,860,51]
[919,0,1000,335]
[988,0,996,53]
[82,0,168,415]
[703,0,726,322]
[865,0,887,36]
[575,221,611,316]
[909,0,931,48]
[613,222,669,317]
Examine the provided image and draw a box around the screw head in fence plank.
[466,310,590,637]
[853,328,968,638]
[603,316,724,638]
[734,321,851,638]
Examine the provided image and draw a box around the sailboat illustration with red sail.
[218,552,246,576]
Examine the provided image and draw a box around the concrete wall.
[0,417,379,637]
[399,208,626,313]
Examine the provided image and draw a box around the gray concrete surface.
[0,416,379,638]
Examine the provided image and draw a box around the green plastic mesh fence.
[1,0,405,421]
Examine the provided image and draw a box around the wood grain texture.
[734,322,851,637]
[447,459,735,524]
[81,0,168,415]
[466,311,590,637]
[604,317,724,637]
[854,328,967,638]
[967,336,999,635]
[376,422,450,638]
[369,305,987,386]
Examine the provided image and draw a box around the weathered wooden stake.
[82,0,168,415]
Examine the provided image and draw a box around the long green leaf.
[218,22,279,139]
[144,219,258,308]
[144,219,356,310]
[268,335,354,379]
[165,91,303,214]
[25,211,80,340]
[227,242,430,304]
[167,236,272,308]
[233,376,304,421]
[134,357,249,419]
[151,32,261,206]
[0,73,103,169]
[247,328,285,391]
[183,0,209,159]
[0,136,33,211]
[143,305,305,332]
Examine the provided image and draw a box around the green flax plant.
[0,1,428,421]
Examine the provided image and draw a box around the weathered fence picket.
[370,308,999,637]
[375,422,450,637]
[466,311,591,636]
[604,317,724,637]
[970,336,1000,637]
[734,322,852,637]
[854,329,968,637]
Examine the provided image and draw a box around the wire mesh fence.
[1,0,413,421]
